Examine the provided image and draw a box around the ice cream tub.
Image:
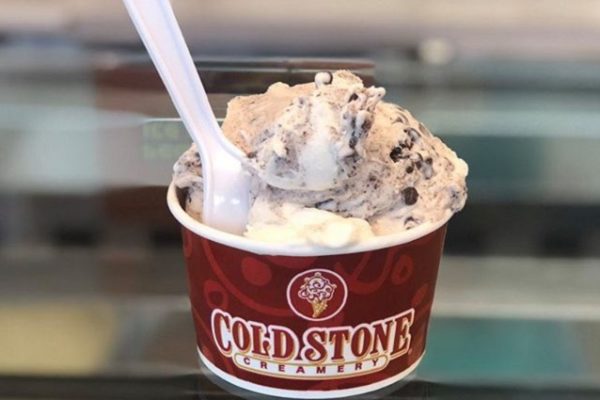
[167,183,450,399]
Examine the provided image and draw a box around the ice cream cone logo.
[298,272,337,318]
[288,269,347,321]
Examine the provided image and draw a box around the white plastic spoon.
[123,0,249,234]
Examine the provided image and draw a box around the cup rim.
[167,182,451,256]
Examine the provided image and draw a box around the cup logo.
[298,272,336,318]
[287,269,347,321]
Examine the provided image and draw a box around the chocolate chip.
[314,198,334,208]
[390,146,403,162]
[425,157,433,165]
[349,137,358,149]
[406,166,414,173]
[415,161,422,169]
[247,151,257,158]
[398,139,412,150]
[348,93,359,102]
[402,187,419,205]
[360,118,372,132]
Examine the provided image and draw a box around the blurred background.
[1,0,600,398]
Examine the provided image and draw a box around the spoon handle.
[122,0,243,160]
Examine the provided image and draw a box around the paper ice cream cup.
[167,183,450,399]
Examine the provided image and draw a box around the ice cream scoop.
[124,0,250,234]
[174,71,468,247]
[224,71,385,192]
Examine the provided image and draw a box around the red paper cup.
[167,184,449,398]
